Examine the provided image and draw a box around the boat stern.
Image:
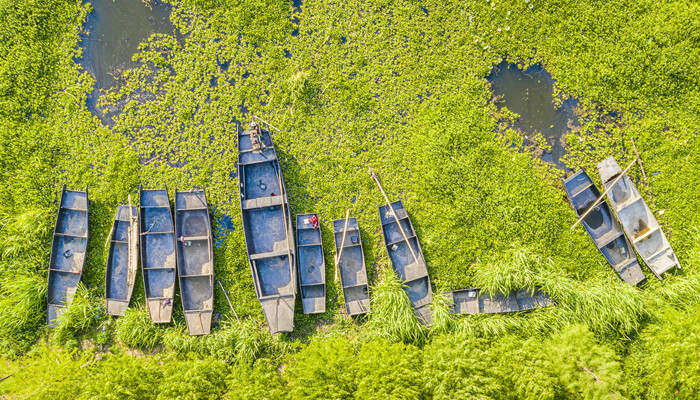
[106,298,129,316]
[185,310,213,335]
[261,295,295,334]
[147,299,173,323]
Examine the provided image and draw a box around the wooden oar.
[570,159,636,230]
[368,167,418,263]
[334,209,351,282]
[217,280,240,323]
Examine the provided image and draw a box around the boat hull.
[597,157,680,278]
[296,213,326,314]
[47,186,89,327]
[450,288,552,314]
[564,169,645,285]
[333,218,370,316]
[105,205,139,316]
[378,200,433,326]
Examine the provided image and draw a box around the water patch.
[80,0,174,122]
[488,60,579,168]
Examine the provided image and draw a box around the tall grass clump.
[429,290,457,333]
[51,284,104,348]
[0,209,51,275]
[114,305,164,351]
[0,272,46,357]
[366,267,426,345]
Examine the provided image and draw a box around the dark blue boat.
[378,200,433,325]
[175,189,215,335]
[105,204,138,316]
[450,288,552,314]
[139,187,176,323]
[48,186,89,327]
[333,217,370,315]
[238,121,296,333]
[564,169,645,285]
[296,213,325,314]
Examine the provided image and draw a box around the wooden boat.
[47,186,89,327]
[296,213,326,314]
[105,204,139,316]
[597,157,680,278]
[378,200,433,325]
[237,121,296,334]
[450,288,552,314]
[175,190,215,335]
[139,187,176,323]
[564,169,645,285]
[333,217,370,315]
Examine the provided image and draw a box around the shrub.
[51,284,104,348]
[0,272,46,357]
[114,305,164,351]
[158,358,229,400]
[225,359,288,400]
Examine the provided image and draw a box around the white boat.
[597,157,680,278]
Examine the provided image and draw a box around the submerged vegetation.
[0,0,698,398]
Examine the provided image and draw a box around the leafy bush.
[80,352,162,400]
[114,306,164,351]
[225,358,288,400]
[0,272,46,357]
[51,284,104,348]
[158,358,229,400]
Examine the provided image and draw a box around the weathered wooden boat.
[105,204,139,316]
[378,200,433,325]
[139,187,176,323]
[296,213,326,314]
[564,169,645,285]
[597,157,680,278]
[450,288,552,314]
[175,190,215,335]
[48,186,89,327]
[333,217,370,315]
[238,121,296,333]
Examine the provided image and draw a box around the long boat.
[564,169,645,285]
[333,217,370,315]
[139,187,176,323]
[47,186,89,327]
[597,157,680,278]
[450,288,552,314]
[296,213,325,314]
[238,121,296,334]
[378,200,433,325]
[175,189,215,335]
[105,204,139,316]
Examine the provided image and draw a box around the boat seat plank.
[632,227,660,243]
[298,243,322,247]
[250,248,291,261]
[570,182,594,199]
[141,230,175,236]
[54,232,88,239]
[242,195,285,210]
[144,266,176,270]
[385,235,417,247]
[60,206,88,212]
[594,230,625,248]
[177,235,210,242]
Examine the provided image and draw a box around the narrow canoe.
[237,122,296,334]
[47,186,89,327]
[564,169,645,285]
[296,213,326,314]
[333,217,370,316]
[597,157,680,278]
[450,288,552,314]
[105,205,139,316]
[139,187,176,323]
[175,190,215,335]
[378,200,433,325]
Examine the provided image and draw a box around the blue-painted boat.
[450,288,552,314]
[563,169,645,285]
[378,200,433,325]
[47,186,89,327]
[333,217,370,315]
[296,213,325,314]
[175,189,215,335]
[238,121,296,333]
[105,204,138,316]
[139,187,176,323]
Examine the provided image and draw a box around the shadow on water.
[488,60,580,168]
[80,0,174,124]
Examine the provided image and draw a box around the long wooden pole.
[217,280,240,323]
[570,159,636,230]
[335,209,351,282]
[368,167,418,262]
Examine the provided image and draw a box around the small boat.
[296,213,326,314]
[564,169,645,285]
[333,217,370,315]
[47,186,89,327]
[450,288,552,314]
[597,157,680,278]
[378,200,433,325]
[139,187,176,323]
[105,204,139,316]
[238,121,296,334]
[175,190,215,335]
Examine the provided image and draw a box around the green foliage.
[158,358,229,400]
[80,352,162,400]
[0,272,46,357]
[114,306,164,351]
[51,284,104,348]
[366,267,426,344]
[225,359,288,400]
[624,304,700,400]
